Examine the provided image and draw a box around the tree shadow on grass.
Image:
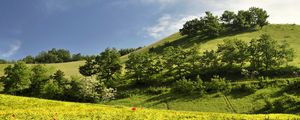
[149,30,256,54]
[228,89,254,99]
[143,93,203,109]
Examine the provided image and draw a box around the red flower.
[132,107,137,111]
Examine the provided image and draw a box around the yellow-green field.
[0,94,298,120]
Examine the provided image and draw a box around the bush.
[282,80,300,94]
[263,93,300,113]
[40,79,64,99]
[207,76,231,94]
[172,77,205,95]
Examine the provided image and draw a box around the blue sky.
[0,0,299,60]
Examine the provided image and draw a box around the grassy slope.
[0,61,85,78]
[0,24,299,77]
[105,87,280,114]
[122,24,300,66]
[0,94,298,120]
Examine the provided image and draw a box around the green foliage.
[126,52,163,86]
[172,76,205,95]
[163,46,190,79]
[207,76,231,94]
[35,48,72,63]
[21,48,88,63]
[29,65,49,96]
[200,11,223,37]
[95,48,122,87]
[40,79,64,99]
[79,58,96,76]
[249,34,294,71]
[118,47,142,56]
[263,93,300,113]
[200,50,220,69]
[2,61,32,94]
[233,83,257,94]
[22,55,35,63]
[179,19,201,36]
[180,7,269,38]
[217,39,249,68]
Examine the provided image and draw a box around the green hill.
[0,24,300,118]
[0,24,299,77]
[122,24,300,67]
[0,94,298,119]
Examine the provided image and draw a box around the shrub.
[282,80,300,94]
[172,78,195,94]
[102,87,117,102]
[40,79,64,99]
[207,76,231,94]
[172,77,205,95]
[263,93,300,113]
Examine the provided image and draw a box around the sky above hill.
[0,0,299,60]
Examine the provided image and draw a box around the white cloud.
[0,40,22,58]
[145,14,198,39]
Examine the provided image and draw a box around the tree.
[126,53,163,85]
[22,55,35,63]
[40,79,63,99]
[29,65,49,96]
[248,34,294,71]
[72,53,83,61]
[52,70,66,85]
[200,50,220,69]
[163,46,190,79]
[95,48,122,87]
[200,11,223,37]
[217,39,249,68]
[2,61,32,94]
[180,18,201,36]
[185,45,201,77]
[248,7,269,28]
[79,58,96,76]
[233,10,254,31]
[221,10,236,31]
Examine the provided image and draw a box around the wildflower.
[132,107,137,111]
[140,108,143,110]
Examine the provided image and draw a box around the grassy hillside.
[0,94,298,120]
[0,24,299,77]
[123,24,300,66]
[104,87,290,114]
[0,61,84,77]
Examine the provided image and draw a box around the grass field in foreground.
[0,94,299,120]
